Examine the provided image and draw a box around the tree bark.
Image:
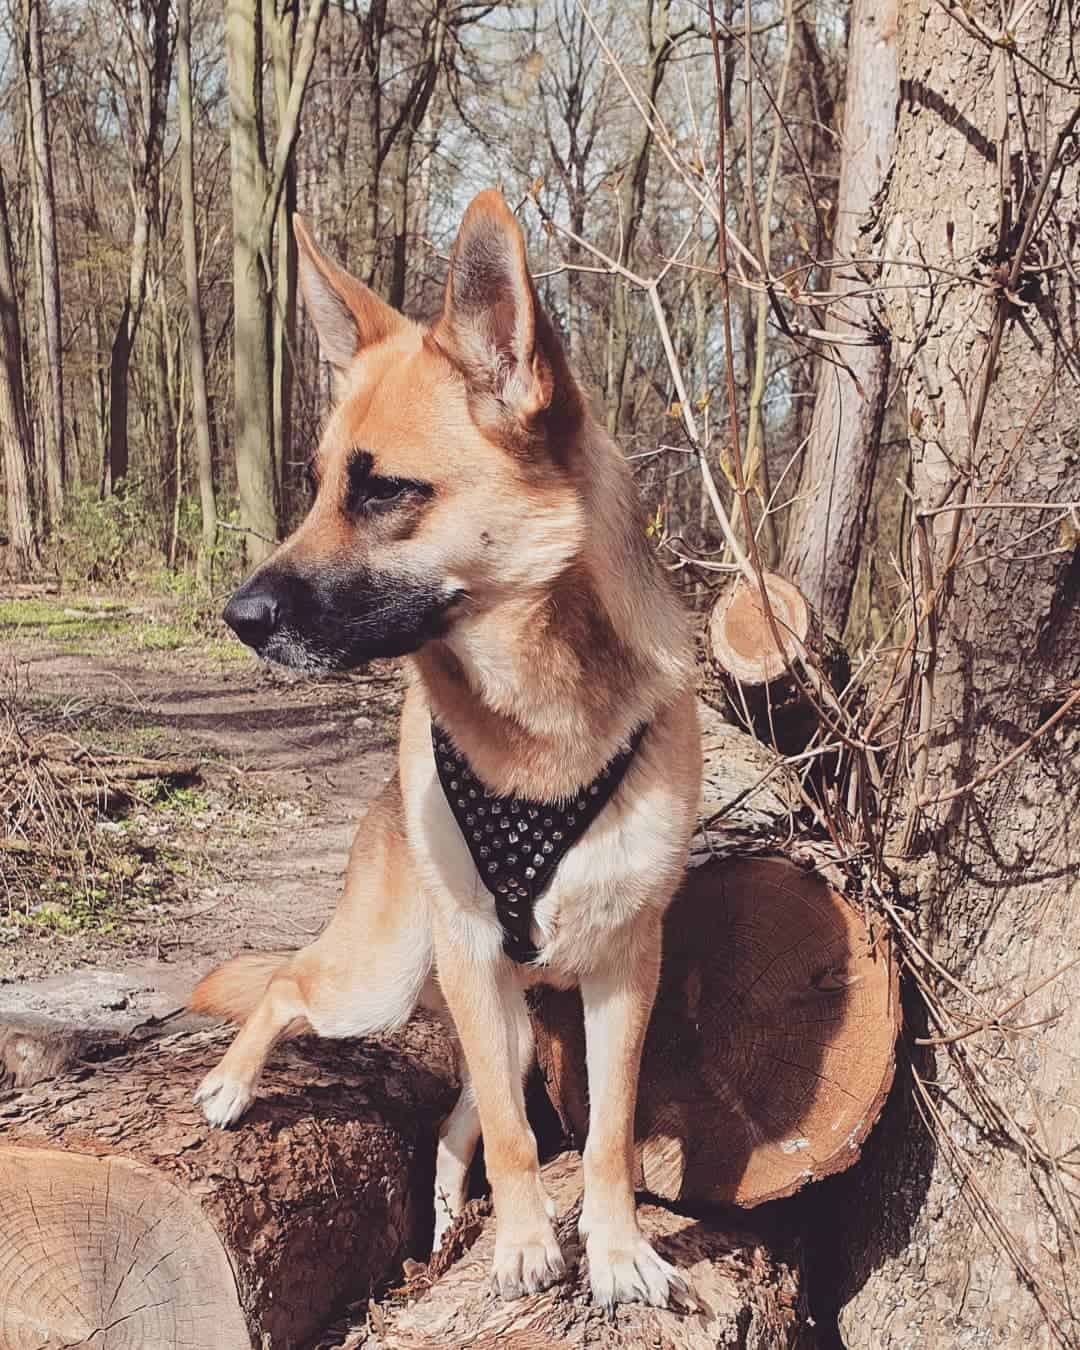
[0,166,38,570]
[364,1154,812,1349]
[22,0,64,526]
[105,0,173,493]
[226,0,326,564]
[828,4,1080,1345]
[0,1020,457,1350]
[781,0,898,635]
[178,0,217,587]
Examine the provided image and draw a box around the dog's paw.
[585,1229,690,1311]
[194,1065,256,1128]
[491,1225,566,1300]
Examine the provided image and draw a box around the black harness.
[432,721,647,963]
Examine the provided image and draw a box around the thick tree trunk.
[0,167,38,570]
[781,0,898,635]
[178,0,217,587]
[363,1154,812,1349]
[22,0,64,525]
[830,4,1080,1346]
[0,1020,457,1350]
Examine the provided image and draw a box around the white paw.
[491,1225,567,1300]
[585,1229,690,1311]
[193,1065,256,1127]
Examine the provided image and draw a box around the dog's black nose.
[223,587,280,648]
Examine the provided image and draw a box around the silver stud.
[533,853,543,866]
[577,800,586,811]
[473,831,482,842]
[477,805,487,816]
[505,906,519,918]
[508,831,519,843]
[528,808,539,819]
[507,853,518,864]
[544,816,553,827]
[589,785,599,796]
[449,779,459,790]
[517,886,528,897]
[517,819,528,833]
[532,829,542,841]
[466,813,475,825]
[469,789,477,799]
[479,846,489,858]
[542,840,553,853]
[437,741,446,752]
[524,866,536,879]
[488,862,498,874]
[496,884,508,894]
[485,822,495,834]
[457,797,467,808]
[500,817,510,830]
[567,815,576,827]
[510,800,521,813]
[553,830,563,841]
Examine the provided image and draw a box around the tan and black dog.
[190,189,701,1310]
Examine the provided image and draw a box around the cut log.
[0,1019,457,1350]
[531,856,898,1208]
[708,571,849,752]
[352,1153,809,1350]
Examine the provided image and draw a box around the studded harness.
[432,722,648,963]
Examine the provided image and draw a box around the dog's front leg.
[433,923,565,1298]
[579,917,690,1311]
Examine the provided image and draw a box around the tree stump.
[708,571,849,752]
[0,1020,457,1350]
[531,856,898,1207]
[360,1154,809,1349]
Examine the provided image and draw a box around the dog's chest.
[409,752,686,976]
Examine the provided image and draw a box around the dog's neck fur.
[413,418,694,802]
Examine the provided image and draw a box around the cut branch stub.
[532,856,898,1208]
[708,571,848,751]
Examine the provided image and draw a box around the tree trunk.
[0,1020,456,1350]
[828,4,1080,1345]
[363,1154,812,1349]
[178,0,217,588]
[0,167,38,570]
[22,0,64,526]
[226,0,326,564]
[781,0,898,636]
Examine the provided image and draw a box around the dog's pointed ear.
[294,215,403,378]
[438,190,554,424]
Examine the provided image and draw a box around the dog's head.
[224,190,588,672]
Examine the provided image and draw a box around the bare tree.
[226,0,325,562]
[780,0,898,634]
[0,166,38,568]
[178,0,216,586]
[22,0,64,524]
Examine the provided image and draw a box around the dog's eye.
[367,478,408,503]
[347,475,415,515]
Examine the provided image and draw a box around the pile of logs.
[0,573,899,1349]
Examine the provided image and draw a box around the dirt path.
[2,623,403,1036]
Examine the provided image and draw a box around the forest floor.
[0,586,403,1036]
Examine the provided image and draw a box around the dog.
[190,189,701,1311]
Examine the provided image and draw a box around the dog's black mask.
[222,565,456,671]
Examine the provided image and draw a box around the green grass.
[0,595,248,663]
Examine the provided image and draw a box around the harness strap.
[432,721,647,963]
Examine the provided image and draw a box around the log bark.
[0,1020,457,1350]
[531,856,898,1209]
[0,165,37,571]
[708,572,849,752]
[355,1154,811,1350]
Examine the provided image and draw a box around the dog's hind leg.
[433,1060,480,1250]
